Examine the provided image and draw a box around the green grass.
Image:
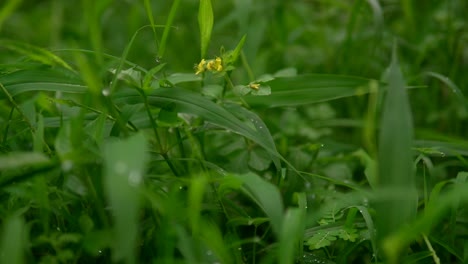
[1,1,468,263]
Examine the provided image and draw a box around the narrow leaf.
[103,133,148,264]
[244,74,372,107]
[235,173,284,237]
[198,0,214,58]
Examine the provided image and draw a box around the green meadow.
[1,0,468,263]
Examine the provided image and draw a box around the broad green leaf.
[198,0,213,58]
[244,74,372,107]
[225,103,281,170]
[103,132,148,264]
[376,46,416,247]
[235,173,284,237]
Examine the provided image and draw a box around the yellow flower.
[248,83,260,90]
[207,57,223,72]
[195,59,206,75]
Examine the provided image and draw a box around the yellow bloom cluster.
[248,83,260,90]
[195,57,223,75]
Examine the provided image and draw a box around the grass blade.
[0,214,26,264]
[158,0,181,58]
[103,132,148,264]
[377,45,416,260]
[115,88,282,168]
[198,0,214,58]
[279,208,304,264]
[0,40,73,70]
[235,172,284,237]
[244,74,372,107]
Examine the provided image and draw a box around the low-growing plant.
[1,1,468,264]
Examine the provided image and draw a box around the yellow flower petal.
[195,59,206,75]
[249,83,260,90]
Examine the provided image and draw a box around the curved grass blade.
[235,172,284,237]
[0,68,86,96]
[244,74,373,107]
[0,40,73,70]
[114,88,282,168]
[425,71,468,112]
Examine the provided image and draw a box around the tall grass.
[1,0,468,263]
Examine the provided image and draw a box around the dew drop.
[128,170,142,186]
[62,160,73,171]
[102,88,111,96]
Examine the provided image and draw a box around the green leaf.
[0,214,26,264]
[0,68,85,96]
[223,34,247,65]
[244,74,372,107]
[103,132,148,264]
[166,73,201,84]
[279,208,305,264]
[198,0,214,58]
[338,227,358,242]
[142,63,166,94]
[306,230,339,250]
[248,147,271,171]
[115,88,282,170]
[0,40,74,70]
[235,173,284,237]
[376,45,417,244]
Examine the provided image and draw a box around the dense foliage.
[1,0,468,263]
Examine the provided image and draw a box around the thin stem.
[142,94,179,176]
